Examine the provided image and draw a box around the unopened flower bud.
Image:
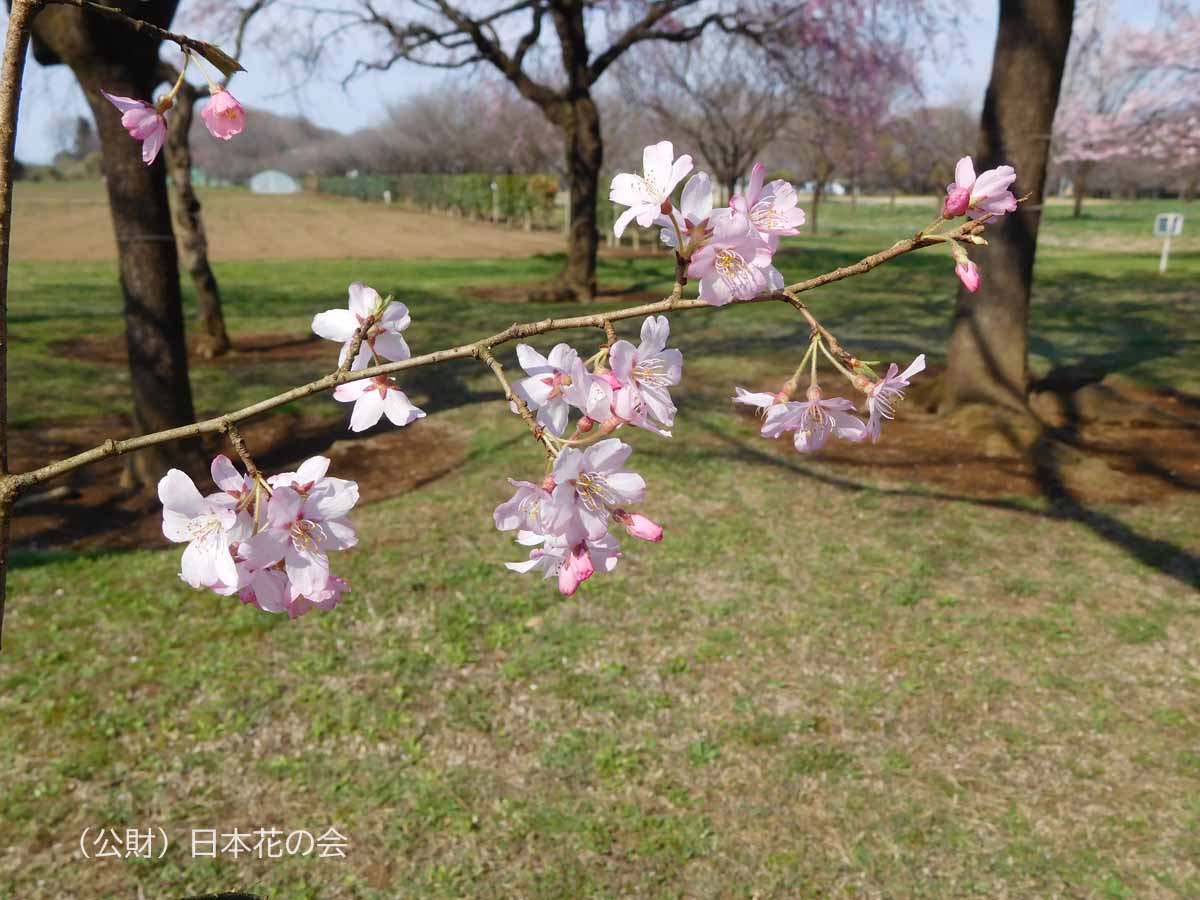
[577,416,594,433]
[615,509,663,542]
[955,260,981,293]
[942,185,970,218]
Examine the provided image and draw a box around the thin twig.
[42,0,245,76]
[221,421,259,480]
[475,346,546,448]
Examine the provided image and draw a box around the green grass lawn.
[1,194,1198,898]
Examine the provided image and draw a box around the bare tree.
[944,0,1075,414]
[30,0,202,484]
[290,1,744,301]
[620,37,787,201]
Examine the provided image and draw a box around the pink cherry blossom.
[243,482,358,599]
[549,439,646,541]
[200,89,245,140]
[731,163,806,246]
[689,215,783,306]
[511,343,591,436]
[285,574,350,619]
[608,315,683,435]
[610,141,693,238]
[734,385,867,452]
[944,156,1018,220]
[333,376,424,432]
[864,354,925,442]
[101,90,167,165]
[158,468,239,591]
[505,531,620,596]
[656,171,715,250]
[955,259,980,293]
[494,478,556,533]
[313,282,411,371]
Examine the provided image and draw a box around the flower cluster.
[940,155,1018,293]
[494,314,681,595]
[735,350,926,453]
[313,282,425,432]
[103,50,245,166]
[158,455,357,618]
[610,145,804,307]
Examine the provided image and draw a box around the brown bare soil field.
[10,181,564,262]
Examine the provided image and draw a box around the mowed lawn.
[1,188,1199,898]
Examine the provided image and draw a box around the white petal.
[382,390,425,427]
[158,469,205,518]
[312,308,358,343]
[348,391,385,432]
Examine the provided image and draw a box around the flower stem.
[817,339,856,382]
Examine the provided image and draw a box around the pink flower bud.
[955,260,981,293]
[557,543,594,596]
[577,416,594,433]
[201,89,245,141]
[615,510,663,542]
[942,185,970,218]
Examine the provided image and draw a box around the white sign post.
[1154,212,1184,274]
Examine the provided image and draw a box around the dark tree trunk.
[31,1,201,484]
[558,95,601,302]
[810,180,825,236]
[161,69,230,358]
[943,0,1074,413]
[1072,160,1092,218]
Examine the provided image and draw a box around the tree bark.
[31,1,202,484]
[161,67,230,358]
[943,0,1074,413]
[1072,160,1092,218]
[810,181,824,236]
[557,95,601,302]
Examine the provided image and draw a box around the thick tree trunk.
[32,2,201,484]
[162,74,230,358]
[810,182,823,236]
[943,0,1074,414]
[558,96,601,302]
[1072,160,1092,218]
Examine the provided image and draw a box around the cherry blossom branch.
[0,212,986,502]
[41,0,245,77]
[475,346,547,452]
[0,0,45,647]
[221,421,259,481]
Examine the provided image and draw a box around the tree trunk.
[943,0,1074,414]
[1182,174,1196,203]
[162,71,230,358]
[1072,160,1092,219]
[31,2,201,484]
[557,95,601,302]
[810,182,823,236]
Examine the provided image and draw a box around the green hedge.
[317,172,648,244]
[317,173,561,225]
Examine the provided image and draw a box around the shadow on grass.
[695,418,1200,594]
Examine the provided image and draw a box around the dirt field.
[11,181,564,262]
